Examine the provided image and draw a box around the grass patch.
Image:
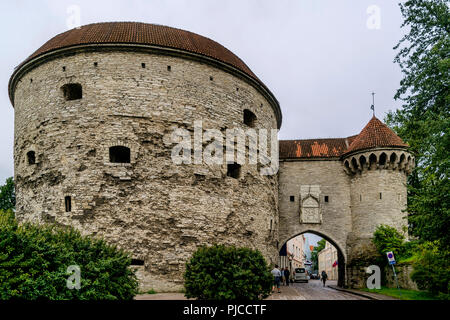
[360,286,438,300]
[146,289,157,294]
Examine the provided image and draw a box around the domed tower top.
[8,21,281,127]
[342,116,414,175]
[345,116,408,155]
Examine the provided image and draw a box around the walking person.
[271,264,282,293]
[321,270,328,287]
[284,267,290,286]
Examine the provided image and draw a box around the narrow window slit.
[65,196,72,212]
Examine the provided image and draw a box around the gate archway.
[279,230,346,287]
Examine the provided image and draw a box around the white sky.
[0,0,406,183]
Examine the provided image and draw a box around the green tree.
[310,239,326,271]
[0,177,15,211]
[184,244,273,300]
[386,0,449,248]
[411,241,450,298]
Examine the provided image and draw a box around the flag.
[332,260,338,267]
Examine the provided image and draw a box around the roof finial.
[370,92,375,116]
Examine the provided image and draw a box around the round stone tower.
[8,22,282,291]
[342,116,414,287]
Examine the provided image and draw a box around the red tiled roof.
[280,117,408,159]
[18,22,259,84]
[344,116,408,154]
[279,136,357,159]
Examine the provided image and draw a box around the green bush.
[184,244,272,300]
[373,224,406,259]
[0,209,139,300]
[410,242,450,299]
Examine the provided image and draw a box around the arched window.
[243,109,257,128]
[359,155,367,168]
[369,153,377,167]
[61,83,82,101]
[109,146,131,163]
[379,153,387,166]
[27,151,35,165]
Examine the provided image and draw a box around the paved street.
[136,280,369,300]
[266,280,368,300]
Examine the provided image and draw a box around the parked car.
[293,268,309,283]
[310,273,319,280]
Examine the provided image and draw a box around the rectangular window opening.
[227,163,241,179]
[131,259,144,266]
[290,196,295,202]
[65,196,72,212]
[324,196,329,203]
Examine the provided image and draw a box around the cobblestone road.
[266,280,368,300]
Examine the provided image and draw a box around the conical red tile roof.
[344,116,408,154]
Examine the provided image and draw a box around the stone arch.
[344,160,352,174]
[369,153,377,169]
[279,230,346,287]
[379,152,387,167]
[351,157,359,172]
[359,155,367,169]
[399,153,406,170]
[389,152,397,169]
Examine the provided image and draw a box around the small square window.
[290,196,295,202]
[27,151,35,165]
[141,63,146,68]
[61,83,82,101]
[167,65,171,71]
[227,163,241,179]
[324,196,329,203]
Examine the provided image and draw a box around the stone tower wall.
[12,50,279,292]
[343,148,412,287]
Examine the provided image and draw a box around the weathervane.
[370,92,375,116]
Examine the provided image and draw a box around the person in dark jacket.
[321,270,328,287]
[284,267,290,286]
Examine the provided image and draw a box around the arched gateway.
[278,117,414,288]
[280,231,346,287]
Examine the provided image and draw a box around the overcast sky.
[0,0,406,183]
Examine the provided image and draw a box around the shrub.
[184,244,272,300]
[410,241,450,299]
[0,209,139,300]
[373,224,405,259]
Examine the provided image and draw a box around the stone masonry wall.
[278,159,352,260]
[13,50,279,292]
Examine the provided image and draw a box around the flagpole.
[371,92,375,116]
